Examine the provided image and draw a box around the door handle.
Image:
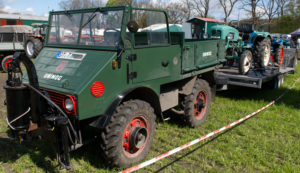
[162,60,169,67]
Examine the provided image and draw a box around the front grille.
[46,90,65,108]
[41,88,76,115]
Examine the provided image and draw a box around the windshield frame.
[45,6,126,51]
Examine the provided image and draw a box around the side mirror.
[127,20,139,33]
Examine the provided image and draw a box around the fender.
[89,86,163,129]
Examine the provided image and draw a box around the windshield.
[48,10,123,48]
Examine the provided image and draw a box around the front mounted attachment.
[4,52,77,169]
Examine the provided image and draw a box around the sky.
[1,0,249,21]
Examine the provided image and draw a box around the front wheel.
[184,79,211,127]
[239,50,253,75]
[100,100,156,168]
[255,37,271,67]
[1,55,13,72]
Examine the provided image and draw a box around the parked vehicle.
[24,23,47,58]
[4,6,226,169]
[211,22,271,75]
[0,25,33,72]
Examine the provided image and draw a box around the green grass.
[0,64,299,173]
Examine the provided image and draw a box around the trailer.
[215,48,297,90]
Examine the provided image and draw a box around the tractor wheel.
[274,45,284,65]
[239,50,253,75]
[25,37,43,58]
[255,37,271,67]
[100,100,156,168]
[1,55,13,72]
[184,79,211,128]
[266,74,285,89]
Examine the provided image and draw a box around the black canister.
[4,84,31,131]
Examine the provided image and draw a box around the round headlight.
[64,98,73,111]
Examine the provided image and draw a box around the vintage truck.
[4,6,227,169]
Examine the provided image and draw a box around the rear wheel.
[1,55,13,72]
[239,50,253,75]
[255,37,271,67]
[100,100,156,168]
[184,79,211,127]
[25,37,43,58]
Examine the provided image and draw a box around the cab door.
[128,9,172,84]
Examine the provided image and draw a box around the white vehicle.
[0,25,33,72]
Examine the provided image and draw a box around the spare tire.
[254,37,271,67]
[25,37,43,58]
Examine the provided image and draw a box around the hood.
[25,47,116,93]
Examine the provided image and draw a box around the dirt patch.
[297,78,300,82]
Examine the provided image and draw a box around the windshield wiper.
[81,8,101,28]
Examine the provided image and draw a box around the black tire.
[25,37,43,58]
[100,100,156,168]
[239,50,253,75]
[184,79,211,128]
[254,37,271,67]
[265,74,284,89]
[1,55,13,72]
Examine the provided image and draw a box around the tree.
[276,0,289,16]
[261,0,279,31]
[180,0,194,20]
[285,0,300,15]
[163,3,188,23]
[106,0,132,6]
[106,0,152,7]
[218,0,239,23]
[192,0,210,17]
[59,0,104,10]
[240,0,264,27]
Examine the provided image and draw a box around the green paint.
[24,6,226,121]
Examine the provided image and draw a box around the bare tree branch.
[59,0,105,10]
[261,0,278,31]
[192,0,210,17]
[240,0,264,26]
[276,0,289,16]
[218,0,239,23]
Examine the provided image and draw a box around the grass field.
[0,64,299,173]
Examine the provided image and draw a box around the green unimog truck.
[4,6,226,169]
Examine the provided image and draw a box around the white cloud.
[6,0,21,3]
[44,13,49,17]
[1,5,36,15]
[25,7,35,15]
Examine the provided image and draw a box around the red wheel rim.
[279,48,284,65]
[194,91,207,119]
[123,116,149,157]
[5,58,12,70]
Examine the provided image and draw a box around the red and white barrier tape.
[121,100,276,173]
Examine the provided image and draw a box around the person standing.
[297,37,300,49]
